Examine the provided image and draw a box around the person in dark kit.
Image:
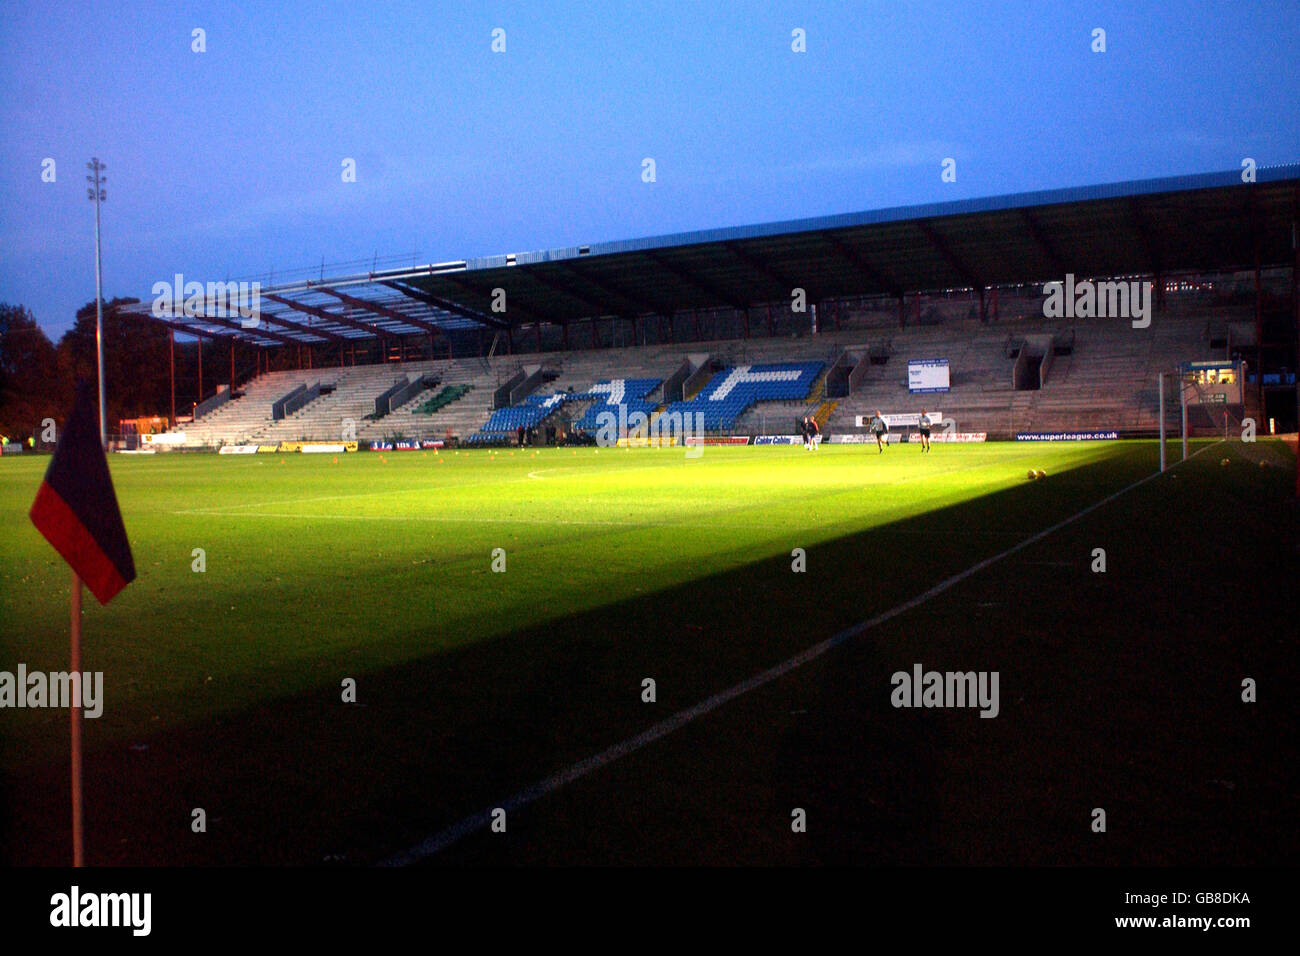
[807,415,820,451]
[517,425,525,447]
[917,409,932,453]
[800,416,810,450]
[871,409,888,453]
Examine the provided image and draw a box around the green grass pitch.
[1,439,1295,865]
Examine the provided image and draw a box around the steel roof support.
[555,260,675,318]
[316,287,447,337]
[822,234,903,298]
[263,293,396,339]
[642,250,749,311]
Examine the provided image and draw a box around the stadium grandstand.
[121,165,1300,447]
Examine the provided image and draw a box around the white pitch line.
[379,443,1218,866]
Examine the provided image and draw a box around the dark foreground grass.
[0,440,1294,865]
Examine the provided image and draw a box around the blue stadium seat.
[659,362,823,431]
[477,378,663,437]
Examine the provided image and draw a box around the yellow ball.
[1035,469,1047,479]
[1027,469,1038,481]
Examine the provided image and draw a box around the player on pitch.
[871,410,888,453]
[917,409,932,452]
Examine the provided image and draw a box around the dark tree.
[0,303,61,441]
[55,297,173,428]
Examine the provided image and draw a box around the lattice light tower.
[87,157,107,447]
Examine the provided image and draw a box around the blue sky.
[1,1,1296,338]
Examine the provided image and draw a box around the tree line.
[0,299,256,442]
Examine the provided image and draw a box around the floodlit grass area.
[0,442,1116,760]
[0,439,1295,865]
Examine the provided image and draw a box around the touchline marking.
[379,444,1219,866]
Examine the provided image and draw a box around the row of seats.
[480,376,665,435]
[414,383,473,415]
[571,378,661,429]
[481,392,574,432]
[661,362,824,430]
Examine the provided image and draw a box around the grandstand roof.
[126,164,1300,347]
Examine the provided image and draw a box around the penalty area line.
[378,443,1217,866]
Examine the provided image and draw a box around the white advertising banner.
[829,433,900,444]
[856,412,945,429]
[301,443,346,454]
[915,431,987,443]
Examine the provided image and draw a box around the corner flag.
[27,381,135,865]
[29,380,135,603]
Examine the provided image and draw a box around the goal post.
[1158,363,1227,470]
[1159,358,1292,478]
[1157,370,1191,472]
[1159,371,1166,472]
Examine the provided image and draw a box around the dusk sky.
[2,1,1297,339]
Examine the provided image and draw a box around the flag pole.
[70,570,84,867]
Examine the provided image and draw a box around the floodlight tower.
[87,157,107,448]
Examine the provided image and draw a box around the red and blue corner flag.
[29,381,135,604]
